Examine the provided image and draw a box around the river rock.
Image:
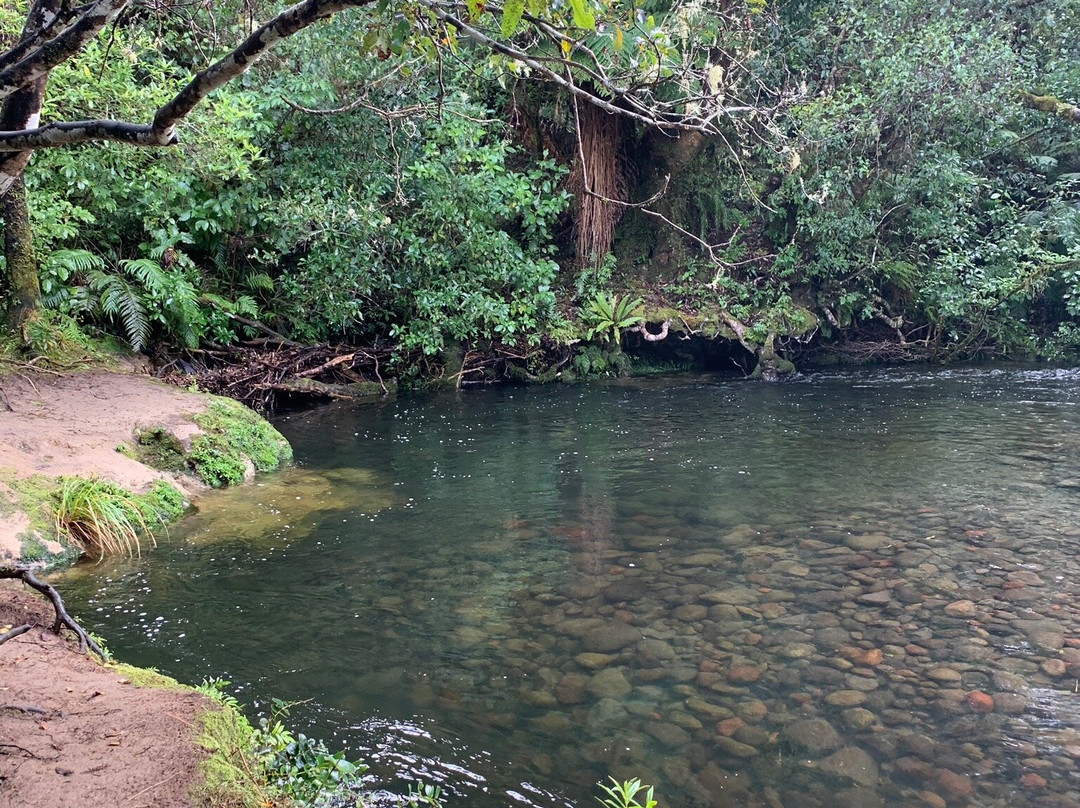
[827,690,868,707]
[927,667,963,684]
[857,590,892,606]
[680,552,727,566]
[992,692,1028,714]
[672,604,708,622]
[845,533,893,552]
[732,724,772,747]
[728,663,764,684]
[587,668,633,699]
[964,691,994,713]
[1013,619,1065,652]
[587,698,628,730]
[555,617,605,638]
[781,719,843,755]
[686,697,732,720]
[780,642,817,659]
[715,736,758,758]
[603,578,651,603]
[936,769,972,799]
[554,673,589,704]
[733,700,768,723]
[703,587,760,606]
[636,638,676,666]
[582,622,642,652]
[820,746,879,787]
[1040,658,1067,677]
[646,721,691,748]
[943,600,977,618]
[841,708,877,730]
[991,671,1027,693]
[576,652,616,669]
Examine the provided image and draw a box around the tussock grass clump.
[54,476,160,557]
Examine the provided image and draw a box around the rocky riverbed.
[58,369,1080,808]
[358,493,1080,808]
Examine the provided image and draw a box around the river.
[56,366,1080,808]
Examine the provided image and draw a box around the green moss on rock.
[188,398,292,488]
[134,427,187,472]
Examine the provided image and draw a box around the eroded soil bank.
[0,368,211,562]
[0,582,211,807]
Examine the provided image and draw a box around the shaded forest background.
[2,0,1079,386]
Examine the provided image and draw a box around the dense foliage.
[3,0,1080,375]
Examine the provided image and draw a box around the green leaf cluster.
[581,292,645,344]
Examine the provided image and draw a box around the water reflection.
[56,367,1080,808]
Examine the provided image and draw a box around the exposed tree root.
[0,566,105,659]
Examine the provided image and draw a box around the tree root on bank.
[0,566,106,659]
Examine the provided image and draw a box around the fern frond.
[43,249,105,278]
[94,273,150,350]
[233,295,259,317]
[119,258,170,299]
[244,272,275,293]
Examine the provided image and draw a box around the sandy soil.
[0,581,211,808]
[0,368,207,561]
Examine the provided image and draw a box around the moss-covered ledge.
[135,396,292,488]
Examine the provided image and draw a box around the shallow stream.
[57,366,1080,808]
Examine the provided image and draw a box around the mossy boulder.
[187,398,293,488]
[132,396,292,489]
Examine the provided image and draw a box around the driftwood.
[173,343,402,409]
[0,566,106,659]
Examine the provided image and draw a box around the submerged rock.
[781,719,843,756]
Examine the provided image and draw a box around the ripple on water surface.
[56,366,1080,808]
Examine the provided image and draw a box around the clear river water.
[55,365,1080,808]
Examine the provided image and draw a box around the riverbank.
[0,581,212,807]
[0,365,290,565]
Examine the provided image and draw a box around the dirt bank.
[0,367,210,562]
[0,581,211,807]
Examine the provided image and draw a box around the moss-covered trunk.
[2,176,40,336]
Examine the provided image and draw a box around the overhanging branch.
[1018,90,1080,124]
[0,0,130,102]
[0,0,373,153]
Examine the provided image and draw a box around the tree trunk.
[568,99,625,268]
[2,175,40,336]
[0,0,57,335]
[749,332,796,381]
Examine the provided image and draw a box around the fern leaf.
[44,249,105,280]
[244,272,275,293]
[120,258,170,299]
[96,274,150,350]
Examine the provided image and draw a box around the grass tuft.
[54,476,159,557]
